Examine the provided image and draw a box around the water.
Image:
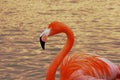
[0,0,120,80]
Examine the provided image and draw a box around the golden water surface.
[0,0,120,80]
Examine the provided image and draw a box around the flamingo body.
[60,52,119,80]
[40,21,120,80]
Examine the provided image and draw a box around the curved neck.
[46,26,74,80]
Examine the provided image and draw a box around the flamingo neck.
[46,26,74,80]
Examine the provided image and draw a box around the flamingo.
[39,21,120,80]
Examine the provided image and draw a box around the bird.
[39,21,120,80]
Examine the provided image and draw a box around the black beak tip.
[40,37,45,50]
[42,46,45,50]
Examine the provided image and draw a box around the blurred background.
[0,0,120,80]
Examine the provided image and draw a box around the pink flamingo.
[40,21,120,80]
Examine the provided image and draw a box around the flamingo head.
[40,21,64,49]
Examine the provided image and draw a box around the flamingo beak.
[40,36,45,50]
[39,28,50,50]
